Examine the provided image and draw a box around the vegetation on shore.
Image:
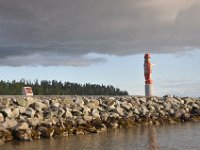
[0,79,129,95]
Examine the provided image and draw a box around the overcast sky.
[0,0,200,96]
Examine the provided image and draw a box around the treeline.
[0,79,129,95]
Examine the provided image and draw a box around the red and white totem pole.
[144,53,153,97]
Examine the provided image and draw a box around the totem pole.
[144,53,153,97]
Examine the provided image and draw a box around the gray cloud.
[0,0,200,66]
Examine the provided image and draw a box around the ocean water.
[1,122,200,150]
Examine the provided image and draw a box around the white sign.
[22,87,33,96]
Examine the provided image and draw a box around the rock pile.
[0,95,200,143]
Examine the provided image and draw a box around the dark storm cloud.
[0,0,200,66]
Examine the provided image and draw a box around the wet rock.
[38,127,54,138]
[13,129,32,141]
[0,125,13,142]
[0,113,4,123]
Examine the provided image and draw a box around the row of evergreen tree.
[0,79,129,95]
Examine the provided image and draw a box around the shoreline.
[0,95,200,143]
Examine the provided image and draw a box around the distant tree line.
[0,79,129,95]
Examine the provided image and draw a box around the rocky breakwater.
[0,95,200,144]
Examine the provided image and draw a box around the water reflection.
[1,123,200,150]
[148,126,159,150]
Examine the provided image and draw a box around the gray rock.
[115,106,124,116]
[3,118,17,129]
[41,119,53,127]
[76,118,86,125]
[0,113,4,123]
[30,102,47,111]
[83,115,93,122]
[43,109,54,118]
[108,104,116,111]
[27,117,41,127]
[140,106,148,115]
[12,108,20,119]
[64,108,73,118]
[74,98,84,107]
[101,112,109,121]
[51,102,60,108]
[1,108,12,118]
[87,102,97,109]
[14,122,29,131]
[17,99,30,107]
[52,107,65,117]
[91,109,100,118]
[24,108,36,118]
[18,106,26,114]
[1,98,10,106]
[82,106,91,114]
[71,108,82,116]
[82,97,90,104]
[133,108,140,115]
[90,99,100,107]
[121,102,131,111]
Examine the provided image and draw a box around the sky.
[0,0,200,97]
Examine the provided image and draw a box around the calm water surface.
[1,122,200,150]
